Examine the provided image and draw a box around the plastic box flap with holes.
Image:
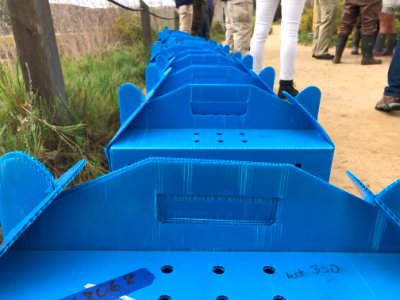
[1,153,400,299]
[106,81,334,181]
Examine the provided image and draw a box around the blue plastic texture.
[106,28,334,181]
[0,152,85,258]
[347,171,400,228]
[1,156,399,299]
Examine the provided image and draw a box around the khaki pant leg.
[314,0,337,55]
[312,0,322,55]
[227,1,253,55]
[223,1,234,51]
[178,4,193,34]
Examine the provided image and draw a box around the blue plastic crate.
[106,80,333,180]
[0,152,399,299]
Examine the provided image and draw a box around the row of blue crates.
[105,28,334,181]
[0,29,399,299]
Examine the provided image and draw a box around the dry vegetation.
[0,2,176,64]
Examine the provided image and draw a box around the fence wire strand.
[107,0,177,20]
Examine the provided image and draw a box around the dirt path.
[263,25,400,195]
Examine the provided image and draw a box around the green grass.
[0,44,148,183]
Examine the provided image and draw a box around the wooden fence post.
[6,0,66,115]
[140,0,152,49]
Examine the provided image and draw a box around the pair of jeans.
[250,0,306,79]
[384,37,400,97]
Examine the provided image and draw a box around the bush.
[114,13,144,45]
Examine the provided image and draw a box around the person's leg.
[192,0,207,36]
[278,0,306,98]
[201,11,210,39]
[351,17,361,54]
[223,1,234,51]
[312,0,322,57]
[250,0,280,73]
[333,2,358,64]
[385,37,400,96]
[178,4,193,34]
[313,0,337,59]
[375,37,400,111]
[383,14,397,55]
[360,1,382,64]
[230,0,253,55]
[374,13,390,55]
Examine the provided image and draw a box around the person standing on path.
[312,0,338,60]
[250,0,306,99]
[175,0,193,34]
[224,0,253,55]
[374,0,400,56]
[375,36,400,111]
[332,0,382,65]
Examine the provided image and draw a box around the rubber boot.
[383,34,397,56]
[351,29,361,55]
[332,35,348,64]
[361,35,382,65]
[278,80,299,99]
[373,33,386,56]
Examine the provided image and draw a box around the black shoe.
[315,53,334,60]
[278,80,299,99]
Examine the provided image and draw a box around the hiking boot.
[278,80,299,99]
[361,35,382,65]
[375,95,400,112]
[333,35,348,64]
[373,33,386,56]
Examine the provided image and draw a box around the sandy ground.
[263,25,400,195]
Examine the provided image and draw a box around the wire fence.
[0,0,176,65]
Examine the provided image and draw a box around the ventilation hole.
[242,140,247,143]
[158,296,171,300]
[216,296,229,300]
[263,266,276,274]
[217,132,222,135]
[218,140,224,143]
[161,265,173,274]
[194,132,199,135]
[213,266,225,274]
[194,140,199,143]
[295,163,302,168]
[239,132,245,136]
[273,296,286,300]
